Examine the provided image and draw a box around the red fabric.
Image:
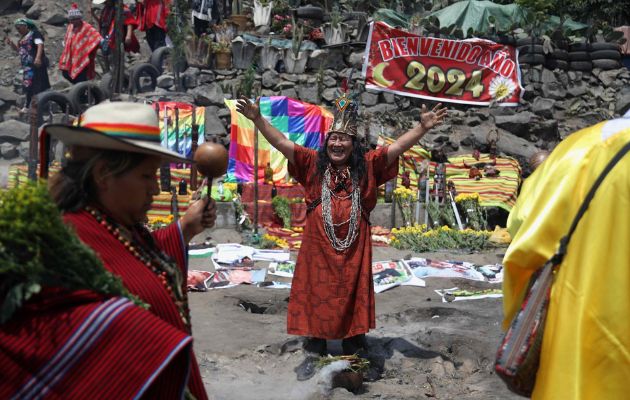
[63,211,208,400]
[101,5,140,53]
[136,0,170,31]
[0,289,192,399]
[58,22,102,80]
[286,145,398,339]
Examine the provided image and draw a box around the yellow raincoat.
[503,118,630,399]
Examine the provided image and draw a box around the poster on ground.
[362,21,523,106]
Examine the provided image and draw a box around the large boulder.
[190,83,226,106]
[0,0,21,15]
[0,119,30,142]
[203,106,227,137]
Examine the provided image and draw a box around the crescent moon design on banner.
[372,62,394,87]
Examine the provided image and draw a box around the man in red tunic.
[237,88,447,380]
[59,3,102,83]
[135,0,171,51]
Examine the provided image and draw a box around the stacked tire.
[568,42,592,72]
[589,42,622,70]
[517,37,545,66]
[545,48,569,70]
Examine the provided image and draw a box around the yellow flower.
[455,192,480,203]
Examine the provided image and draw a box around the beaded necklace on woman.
[85,206,191,330]
[321,165,361,252]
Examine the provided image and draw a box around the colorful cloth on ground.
[286,145,397,339]
[58,21,102,80]
[99,4,140,52]
[156,102,206,159]
[0,289,192,399]
[224,96,333,183]
[136,0,170,31]
[502,118,630,399]
[378,136,521,211]
[63,211,208,400]
[18,30,50,95]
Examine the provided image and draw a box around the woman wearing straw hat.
[44,101,215,400]
[236,92,447,380]
[4,18,51,113]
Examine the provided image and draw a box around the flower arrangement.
[389,224,491,252]
[272,195,292,229]
[271,14,293,35]
[223,182,238,193]
[394,187,416,227]
[260,233,289,249]
[455,192,487,231]
[146,214,174,231]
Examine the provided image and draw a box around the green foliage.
[271,195,292,229]
[238,64,257,98]
[0,182,145,324]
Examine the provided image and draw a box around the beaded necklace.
[321,165,361,251]
[85,206,191,330]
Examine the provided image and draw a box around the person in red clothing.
[59,3,102,83]
[43,101,216,400]
[236,86,447,380]
[135,0,170,51]
[92,0,140,72]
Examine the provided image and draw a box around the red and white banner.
[362,22,523,106]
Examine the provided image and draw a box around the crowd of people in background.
[2,0,172,110]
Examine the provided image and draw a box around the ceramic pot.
[253,0,273,27]
[283,50,309,74]
[215,50,232,69]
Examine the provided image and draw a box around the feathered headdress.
[328,69,360,137]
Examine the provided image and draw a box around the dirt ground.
[189,228,520,400]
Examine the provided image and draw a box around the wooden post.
[190,106,199,191]
[111,0,124,97]
[27,96,39,180]
[253,126,259,233]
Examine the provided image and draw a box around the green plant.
[0,182,145,323]
[271,195,292,228]
[290,15,304,57]
[238,64,257,98]
[330,4,343,29]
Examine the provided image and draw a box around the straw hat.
[43,101,190,163]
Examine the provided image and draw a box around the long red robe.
[64,210,208,400]
[287,145,397,339]
[0,289,193,399]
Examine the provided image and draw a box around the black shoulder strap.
[552,140,630,266]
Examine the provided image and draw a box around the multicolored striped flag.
[224,96,333,183]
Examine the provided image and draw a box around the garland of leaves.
[0,182,145,324]
[271,195,292,228]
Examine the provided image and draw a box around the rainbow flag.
[224,96,333,183]
[155,102,205,159]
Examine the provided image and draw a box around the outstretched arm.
[236,96,295,163]
[387,103,448,165]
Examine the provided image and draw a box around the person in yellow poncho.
[502,114,630,399]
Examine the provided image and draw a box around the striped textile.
[63,211,207,399]
[0,289,192,399]
[378,137,522,211]
[224,96,333,183]
[82,122,161,142]
[58,22,102,79]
